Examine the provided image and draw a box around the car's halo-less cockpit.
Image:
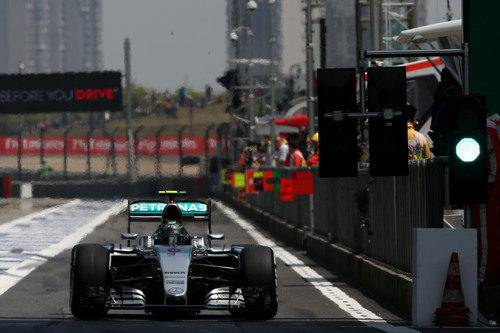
[153,204,190,245]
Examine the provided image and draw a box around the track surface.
[0,199,489,332]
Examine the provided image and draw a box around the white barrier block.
[20,183,32,198]
[412,228,477,327]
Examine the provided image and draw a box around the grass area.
[39,103,229,138]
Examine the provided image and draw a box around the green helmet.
[161,221,182,235]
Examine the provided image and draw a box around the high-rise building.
[226,0,308,93]
[0,0,102,74]
[226,0,281,82]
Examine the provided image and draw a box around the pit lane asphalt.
[0,200,489,332]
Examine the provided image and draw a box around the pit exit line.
[213,200,419,333]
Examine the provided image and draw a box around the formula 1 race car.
[70,190,277,320]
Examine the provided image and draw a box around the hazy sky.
[102,0,226,92]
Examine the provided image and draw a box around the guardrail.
[234,158,444,273]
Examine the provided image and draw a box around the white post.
[124,38,138,182]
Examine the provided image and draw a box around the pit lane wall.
[221,158,445,315]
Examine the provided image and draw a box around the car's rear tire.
[240,245,278,320]
[70,244,109,319]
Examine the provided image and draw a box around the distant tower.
[226,0,282,82]
[62,0,103,72]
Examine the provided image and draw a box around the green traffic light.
[456,138,480,162]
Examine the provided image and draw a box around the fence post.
[17,121,22,180]
[178,125,188,176]
[100,125,109,178]
[133,125,144,178]
[155,125,167,177]
[63,125,73,180]
[86,127,95,179]
[110,128,119,176]
[189,100,194,136]
[39,127,45,166]
[205,123,215,177]
[215,123,226,173]
[223,123,230,157]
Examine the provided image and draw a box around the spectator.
[307,132,319,166]
[262,136,272,166]
[164,99,177,118]
[289,139,306,167]
[359,120,369,164]
[164,89,171,100]
[38,160,52,178]
[406,105,432,160]
[179,86,188,107]
[298,127,308,159]
[205,84,213,102]
[273,136,289,166]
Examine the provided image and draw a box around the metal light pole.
[230,0,239,164]
[370,0,382,51]
[306,0,315,136]
[246,6,255,141]
[305,1,315,233]
[269,0,277,164]
[462,42,472,229]
[124,38,138,182]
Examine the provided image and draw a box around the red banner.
[262,170,275,192]
[245,170,257,194]
[0,136,219,156]
[280,178,294,201]
[291,171,314,195]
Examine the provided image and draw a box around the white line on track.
[0,199,127,297]
[214,200,419,333]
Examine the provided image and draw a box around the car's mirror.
[208,233,224,240]
[121,233,138,240]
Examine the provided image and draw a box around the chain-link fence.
[0,121,229,182]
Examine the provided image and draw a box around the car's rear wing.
[127,199,213,233]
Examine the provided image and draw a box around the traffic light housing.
[367,67,408,176]
[317,68,358,177]
[217,70,241,110]
[448,95,488,205]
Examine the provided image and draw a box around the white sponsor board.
[412,228,477,327]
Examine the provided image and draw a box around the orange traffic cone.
[434,252,470,327]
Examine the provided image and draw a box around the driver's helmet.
[162,204,182,222]
[160,204,183,235]
[161,221,182,235]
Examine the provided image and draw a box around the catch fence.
[0,122,230,181]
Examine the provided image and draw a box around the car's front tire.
[70,244,109,319]
[240,245,278,320]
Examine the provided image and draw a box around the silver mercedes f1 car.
[70,191,277,319]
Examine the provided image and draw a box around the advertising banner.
[0,71,122,113]
[291,171,314,195]
[0,136,218,156]
[280,178,294,201]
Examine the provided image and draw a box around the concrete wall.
[243,158,445,273]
